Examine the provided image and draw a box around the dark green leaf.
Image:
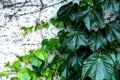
[63,30,88,51]
[41,68,51,77]
[84,7,104,31]
[57,30,69,42]
[101,0,119,12]
[59,47,91,79]
[117,52,120,66]
[71,6,104,31]
[111,69,120,80]
[105,21,120,42]
[88,32,107,51]
[11,77,19,80]
[82,53,114,80]
[57,2,78,21]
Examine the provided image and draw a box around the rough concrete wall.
[0,0,68,79]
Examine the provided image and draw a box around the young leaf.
[42,38,58,53]
[18,68,32,80]
[0,71,9,78]
[29,55,42,67]
[50,18,64,27]
[82,53,114,80]
[11,61,20,71]
[105,21,120,42]
[88,32,107,51]
[63,30,88,51]
[41,21,49,29]
[33,49,47,62]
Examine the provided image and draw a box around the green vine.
[1,0,120,80]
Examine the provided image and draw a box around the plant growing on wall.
[1,0,120,80]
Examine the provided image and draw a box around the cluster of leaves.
[21,21,49,36]
[1,0,120,80]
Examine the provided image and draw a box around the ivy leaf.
[42,38,58,53]
[88,32,107,51]
[29,55,42,67]
[101,0,119,12]
[18,68,32,80]
[17,55,30,63]
[105,21,120,42]
[63,30,88,51]
[59,47,91,79]
[82,53,115,80]
[41,68,51,77]
[112,69,120,80]
[33,49,47,62]
[57,30,69,42]
[50,18,64,27]
[57,2,78,21]
[11,61,20,71]
[117,52,120,66]
[0,71,9,78]
[84,7,104,31]
[41,21,49,29]
[11,77,19,80]
[86,0,94,6]
[59,55,82,79]
[71,6,104,31]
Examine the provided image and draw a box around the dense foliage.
[1,0,120,80]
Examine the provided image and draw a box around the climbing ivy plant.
[1,0,120,80]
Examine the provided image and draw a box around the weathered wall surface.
[0,0,68,79]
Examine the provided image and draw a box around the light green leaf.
[50,18,64,27]
[0,71,9,78]
[11,61,20,71]
[18,68,32,80]
[82,53,114,80]
[42,38,58,53]
[33,49,47,62]
[21,55,30,63]
[41,21,49,29]
[105,21,120,42]
[29,55,42,67]
[63,30,88,51]
[88,32,107,51]
[87,0,94,6]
